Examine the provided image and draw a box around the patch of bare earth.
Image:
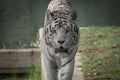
[72,52,84,80]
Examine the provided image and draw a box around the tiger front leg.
[58,58,75,80]
[42,54,58,80]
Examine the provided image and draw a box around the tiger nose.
[57,40,65,45]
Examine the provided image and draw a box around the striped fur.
[41,0,79,80]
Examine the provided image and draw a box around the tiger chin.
[41,0,80,80]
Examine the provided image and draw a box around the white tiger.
[41,0,80,80]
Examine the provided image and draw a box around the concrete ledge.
[0,49,41,73]
[0,68,31,73]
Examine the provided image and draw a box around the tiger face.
[44,10,79,54]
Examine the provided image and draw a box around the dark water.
[0,0,120,48]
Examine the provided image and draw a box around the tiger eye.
[52,29,56,34]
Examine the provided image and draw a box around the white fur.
[41,0,80,80]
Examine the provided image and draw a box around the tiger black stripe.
[41,0,79,80]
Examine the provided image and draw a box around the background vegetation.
[0,65,41,80]
[79,26,120,80]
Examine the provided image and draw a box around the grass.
[25,64,41,80]
[78,26,120,80]
[0,65,41,80]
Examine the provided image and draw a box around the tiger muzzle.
[55,46,68,53]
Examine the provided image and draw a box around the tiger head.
[44,10,79,54]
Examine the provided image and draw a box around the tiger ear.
[69,10,77,20]
[46,9,53,21]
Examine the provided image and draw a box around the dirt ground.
[72,52,84,80]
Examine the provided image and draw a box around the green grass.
[0,65,41,80]
[25,64,41,80]
[78,26,120,80]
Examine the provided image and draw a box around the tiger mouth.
[55,47,68,53]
